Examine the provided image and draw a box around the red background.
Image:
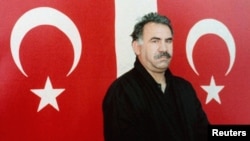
[158,0,250,124]
[0,0,249,140]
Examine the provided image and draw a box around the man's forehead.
[142,26,172,41]
[142,23,172,36]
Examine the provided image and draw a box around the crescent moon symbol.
[186,19,236,76]
[10,7,82,77]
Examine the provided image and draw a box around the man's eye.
[152,40,158,43]
[166,39,172,43]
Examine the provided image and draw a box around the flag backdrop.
[0,0,249,140]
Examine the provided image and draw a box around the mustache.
[154,52,172,59]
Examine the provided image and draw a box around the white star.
[201,76,224,104]
[31,77,65,112]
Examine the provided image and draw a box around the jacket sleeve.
[102,82,148,141]
[173,77,210,141]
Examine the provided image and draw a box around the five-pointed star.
[201,76,224,104]
[31,77,65,112]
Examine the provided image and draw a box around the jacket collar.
[134,57,173,84]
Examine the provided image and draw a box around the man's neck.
[148,71,166,93]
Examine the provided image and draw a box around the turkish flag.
[158,0,250,124]
[0,0,115,140]
[1,0,250,141]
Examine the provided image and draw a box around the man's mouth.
[154,52,171,59]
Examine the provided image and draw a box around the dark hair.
[130,12,173,42]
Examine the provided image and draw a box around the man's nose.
[158,42,168,52]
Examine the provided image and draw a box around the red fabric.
[158,0,250,124]
[0,1,115,141]
[0,1,249,141]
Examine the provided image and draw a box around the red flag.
[1,0,250,141]
[158,0,250,124]
[0,1,115,140]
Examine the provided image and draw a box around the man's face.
[135,22,173,73]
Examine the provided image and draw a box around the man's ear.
[132,40,141,55]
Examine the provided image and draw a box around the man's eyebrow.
[166,37,173,40]
[150,37,173,41]
[150,37,161,40]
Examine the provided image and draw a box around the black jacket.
[103,58,210,141]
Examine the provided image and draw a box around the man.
[102,12,209,141]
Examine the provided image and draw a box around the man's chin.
[156,63,169,70]
[158,60,170,66]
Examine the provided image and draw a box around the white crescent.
[10,7,82,77]
[186,19,236,76]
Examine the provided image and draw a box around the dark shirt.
[102,58,209,141]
